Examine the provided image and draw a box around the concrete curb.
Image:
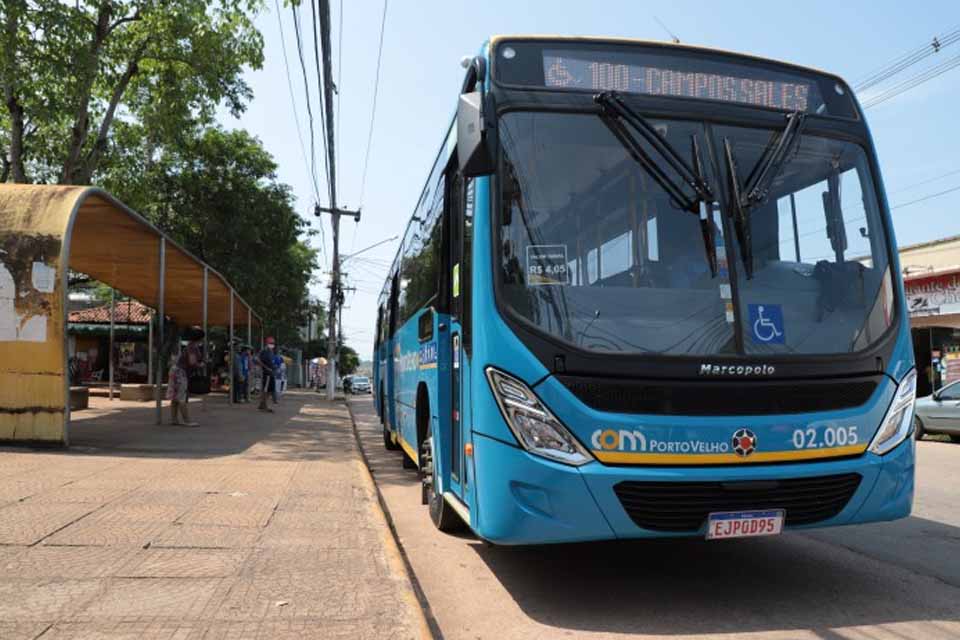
[344,399,442,640]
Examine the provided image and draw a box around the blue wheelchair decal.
[748,304,785,344]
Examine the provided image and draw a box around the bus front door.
[444,170,472,507]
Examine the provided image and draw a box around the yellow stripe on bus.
[399,436,419,465]
[593,443,867,465]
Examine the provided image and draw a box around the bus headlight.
[485,367,593,466]
[869,369,917,456]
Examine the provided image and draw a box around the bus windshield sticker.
[748,304,785,344]
[526,244,569,286]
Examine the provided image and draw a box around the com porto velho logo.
[590,428,730,454]
[699,363,776,377]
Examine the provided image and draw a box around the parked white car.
[915,380,960,442]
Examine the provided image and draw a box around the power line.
[282,0,325,265]
[290,3,319,200]
[337,0,343,201]
[862,51,960,108]
[790,182,960,245]
[359,0,388,207]
[855,27,960,92]
[888,167,960,196]
[273,0,317,203]
[891,183,960,210]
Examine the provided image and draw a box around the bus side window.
[418,308,434,342]
[389,272,399,337]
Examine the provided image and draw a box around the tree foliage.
[101,126,319,344]
[1,0,263,183]
[339,345,359,376]
[1,0,341,354]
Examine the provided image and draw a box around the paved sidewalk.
[0,391,427,640]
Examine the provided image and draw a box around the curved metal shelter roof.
[0,184,261,445]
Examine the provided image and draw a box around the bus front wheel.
[421,428,464,532]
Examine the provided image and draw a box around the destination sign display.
[540,49,826,113]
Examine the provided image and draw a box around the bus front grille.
[557,376,880,415]
[613,473,862,532]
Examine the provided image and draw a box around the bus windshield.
[497,111,895,356]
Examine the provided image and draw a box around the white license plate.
[706,509,784,540]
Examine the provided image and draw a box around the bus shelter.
[0,185,261,446]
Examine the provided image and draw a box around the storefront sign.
[945,352,960,385]
[905,272,960,318]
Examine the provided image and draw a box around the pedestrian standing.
[258,337,278,412]
[240,347,251,402]
[233,345,249,403]
[277,355,287,397]
[167,327,204,427]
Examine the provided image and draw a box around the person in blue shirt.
[257,338,278,412]
[273,353,284,400]
[234,346,250,403]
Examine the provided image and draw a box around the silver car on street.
[915,380,960,442]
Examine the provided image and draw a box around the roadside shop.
[900,235,960,395]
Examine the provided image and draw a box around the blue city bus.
[373,36,916,543]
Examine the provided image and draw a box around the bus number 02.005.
[791,426,858,449]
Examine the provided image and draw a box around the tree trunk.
[74,48,143,185]
[2,0,27,182]
[60,2,113,184]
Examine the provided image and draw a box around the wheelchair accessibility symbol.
[748,304,785,344]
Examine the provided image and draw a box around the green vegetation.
[1,0,326,348]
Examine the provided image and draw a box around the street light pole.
[341,235,398,263]
[317,204,361,400]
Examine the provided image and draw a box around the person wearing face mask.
[257,337,278,412]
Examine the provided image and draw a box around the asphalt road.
[349,396,960,640]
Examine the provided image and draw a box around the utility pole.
[317,205,360,399]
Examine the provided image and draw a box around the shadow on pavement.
[351,395,960,635]
[59,390,351,461]
[467,520,960,636]
[348,396,423,488]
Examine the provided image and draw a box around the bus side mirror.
[457,91,495,177]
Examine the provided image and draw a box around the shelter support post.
[202,267,208,377]
[147,311,153,384]
[229,290,235,405]
[108,288,115,401]
[155,238,166,424]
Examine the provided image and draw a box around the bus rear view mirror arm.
[457,91,495,177]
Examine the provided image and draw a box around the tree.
[1,0,263,184]
[100,125,318,344]
[339,345,359,376]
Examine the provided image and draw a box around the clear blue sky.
[220,0,960,356]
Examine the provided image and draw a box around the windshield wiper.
[743,111,806,207]
[723,111,806,279]
[594,90,718,275]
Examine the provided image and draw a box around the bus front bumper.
[472,433,914,545]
